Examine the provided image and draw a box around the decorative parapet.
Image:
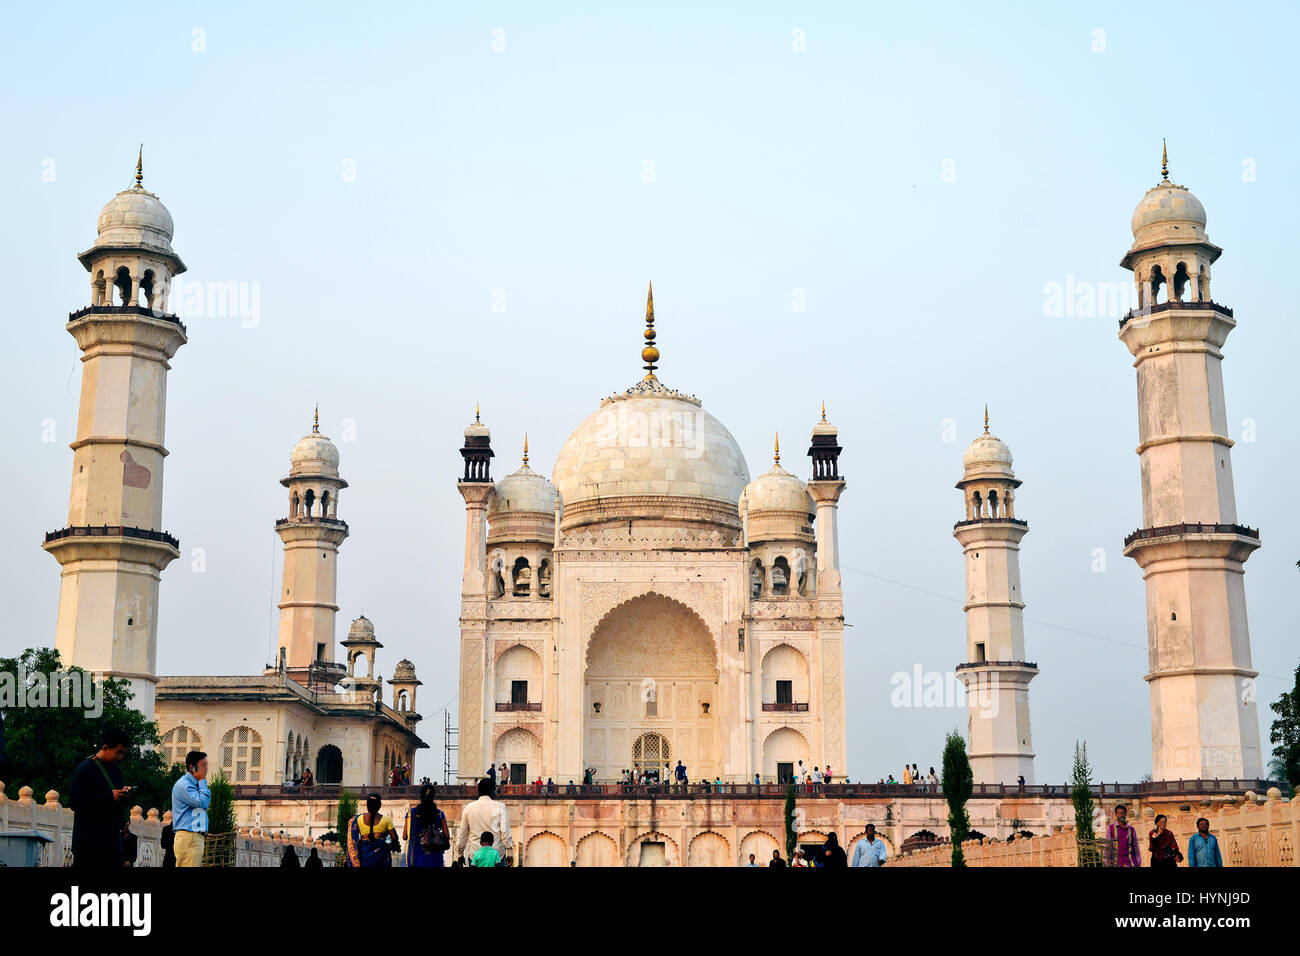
[0,779,161,867]
[891,788,1298,867]
[1123,522,1259,548]
[0,779,336,867]
[1118,299,1233,329]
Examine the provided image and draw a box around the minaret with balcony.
[456,408,494,780]
[43,154,187,718]
[275,410,349,692]
[953,412,1037,784]
[1118,148,1263,780]
[805,407,849,777]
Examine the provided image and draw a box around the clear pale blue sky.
[2,1,1297,783]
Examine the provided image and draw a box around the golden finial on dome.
[522,433,529,466]
[821,401,827,423]
[774,432,780,465]
[641,281,659,379]
[313,404,320,435]
[475,403,481,424]
[984,404,989,434]
[1161,139,1169,182]
[135,144,143,188]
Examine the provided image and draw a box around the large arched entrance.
[583,593,719,781]
[315,744,343,784]
[761,727,810,784]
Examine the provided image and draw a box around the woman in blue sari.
[346,793,400,867]
[403,783,450,868]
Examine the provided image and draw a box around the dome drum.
[745,509,814,545]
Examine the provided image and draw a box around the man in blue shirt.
[851,823,888,867]
[171,749,212,867]
[1187,817,1223,867]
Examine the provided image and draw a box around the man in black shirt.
[68,727,132,869]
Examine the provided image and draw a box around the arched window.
[971,491,983,518]
[1150,264,1167,305]
[304,488,315,516]
[538,559,552,598]
[1173,261,1190,302]
[771,557,791,596]
[114,267,132,306]
[139,269,156,308]
[512,557,532,597]
[219,726,264,784]
[93,270,106,306]
[320,490,330,516]
[749,558,764,598]
[987,488,999,517]
[159,726,203,770]
[633,732,670,774]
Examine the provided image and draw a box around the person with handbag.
[346,793,401,867]
[1148,814,1184,868]
[404,783,451,867]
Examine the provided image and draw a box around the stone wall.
[0,779,334,867]
[235,790,1082,865]
[892,788,1297,867]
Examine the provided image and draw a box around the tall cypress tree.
[784,783,797,862]
[1071,741,1099,865]
[941,730,973,867]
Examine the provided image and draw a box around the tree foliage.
[783,783,797,862]
[1071,741,1095,838]
[334,788,358,864]
[1071,741,1103,866]
[941,729,973,868]
[1269,663,1300,793]
[0,647,179,812]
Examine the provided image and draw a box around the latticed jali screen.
[632,732,669,772]
[220,726,263,784]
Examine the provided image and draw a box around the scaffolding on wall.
[443,709,458,785]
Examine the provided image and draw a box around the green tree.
[941,729,973,868]
[0,647,176,812]
[1269,663,1300,793]
[202,770,237,867]
[1071,741,1101,866]
[335,788,358,864]
[783,783,797,862]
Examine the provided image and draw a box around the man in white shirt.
[851,824,888,867]
[455,778,514,866]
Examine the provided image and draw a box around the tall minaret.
[275,410,349,691]
[953,411,1036,784]
[456,407,494,781]
[1119,148,1263,780]
[806,404,848,775]
[43,153,187,718]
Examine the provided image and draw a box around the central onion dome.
[552,284,750,531]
